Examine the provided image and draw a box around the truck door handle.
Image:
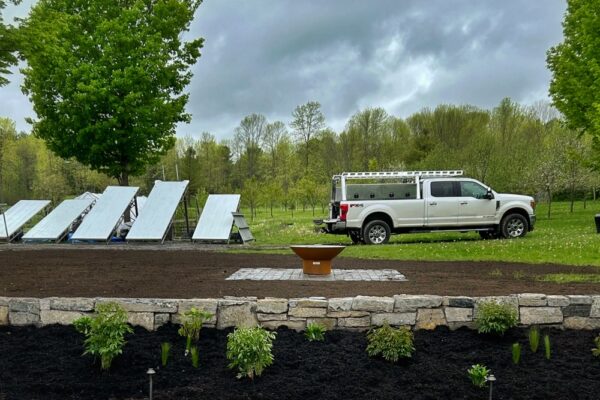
[429,202,437,206]
[460,201,468,205]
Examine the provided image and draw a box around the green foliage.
[529,327,540,353]
[592,336,600,357]
[544,335,551,360]
[0,1,21,87]
[305,322,326,342]
[73,302,133,370]
[178,307,213,354]
[467,364,490,388]
[476,301,518,336]
[161,342,171,367]
[226,327,276,380]
[366,322,415,363]
[19,0,204,183]
[512,342,521,365]
[190,346,199,368]
[547,0,600,140]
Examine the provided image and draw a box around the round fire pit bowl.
[290,245,346,275]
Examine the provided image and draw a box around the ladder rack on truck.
[338,170,464,179]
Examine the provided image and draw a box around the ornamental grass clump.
[226,327,276,380]
[529,326,540,353]
[476,300,517,335]
[178,307,213,355]
[161,342,171,367]
[592,336,600,357]
[512,343,521,365]
[467,364,490,388]
[73,302,133,371]
[305,322,326,342]
[366,322,415,363]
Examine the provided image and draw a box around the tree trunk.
[569,182,575,213]
[547,189,552,219]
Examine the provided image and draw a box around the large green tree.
[19,0,203,185]
[547,0,600,157]
[0,0,20,86]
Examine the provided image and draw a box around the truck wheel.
[363,220,390,245]
[349,231,363,244]
[500,214,528,239]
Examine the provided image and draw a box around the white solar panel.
[71,186,139,241]
[23,198,94,242]
[127,181,188,242]
[0,200,51,241]
[192,194,240,241]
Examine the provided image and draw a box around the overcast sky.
[2,0,566,140]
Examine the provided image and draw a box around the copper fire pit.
[290,245,346,275]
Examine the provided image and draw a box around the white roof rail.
[340,170,463,179]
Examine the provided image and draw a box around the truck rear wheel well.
[363,212,394,230]
[502,207,530,226]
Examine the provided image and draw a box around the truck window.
[460,181,487,199]
[430,181,455,197]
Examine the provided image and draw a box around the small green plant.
[161,342,171,367]
[305,322,326,342]
[73,302,133,370]
[529,326,540,353]
[488,268,503,277]
[468,364,490,388]
[476,300,518,335]
[544,334,551,360]
[366,322,415,363]
[226,327,276,379]
[513,270,526,280]
[178,307,213,355]
[592,336,600,357]
[512,342,521,365]
[190,346,199,368]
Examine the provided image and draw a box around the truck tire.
[349,230,363,244]
[500,213,528,239]
[363,220,391,245]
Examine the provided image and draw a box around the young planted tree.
[19,0,204,185]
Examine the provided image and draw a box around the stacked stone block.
[0,294,598,331]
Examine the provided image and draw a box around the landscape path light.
[147,368,156,400]
[486,374,496,400]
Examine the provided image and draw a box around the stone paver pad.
[226,268,407,282]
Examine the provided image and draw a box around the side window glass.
[460,181,487,199]
[430,181,455,197]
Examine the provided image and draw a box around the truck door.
[457,180,497,225]
[425,180,460,226]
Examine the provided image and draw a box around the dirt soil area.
[1,324,599,400]
[0,247,599,298]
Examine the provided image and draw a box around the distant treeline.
[1,97,599,217]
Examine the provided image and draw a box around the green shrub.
[305,322,326,342]
[529,326,540,353]
[190,346,199,368]
[178,307,213,354]
[512,342,521,365]
[73,302,133,370]
[366,322,415,363]
[544,335,551,360]
[467,364,490,388]
[476,301,517,335]
[592,336,600,357]
[226,327,276,379]
[161,342,171,367]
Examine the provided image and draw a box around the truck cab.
[320,170,536,244]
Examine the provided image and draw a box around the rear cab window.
[430,181,456,197]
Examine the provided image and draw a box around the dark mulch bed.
[0,324,599,400]
[1,248,599,298]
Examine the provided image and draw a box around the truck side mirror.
[485,189,494,200]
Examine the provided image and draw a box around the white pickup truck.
[318,171,536,244]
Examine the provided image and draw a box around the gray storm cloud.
[1,0,565,139]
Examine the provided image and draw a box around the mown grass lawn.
[233,201,600,267]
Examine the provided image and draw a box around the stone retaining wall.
[1,294,599,331]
